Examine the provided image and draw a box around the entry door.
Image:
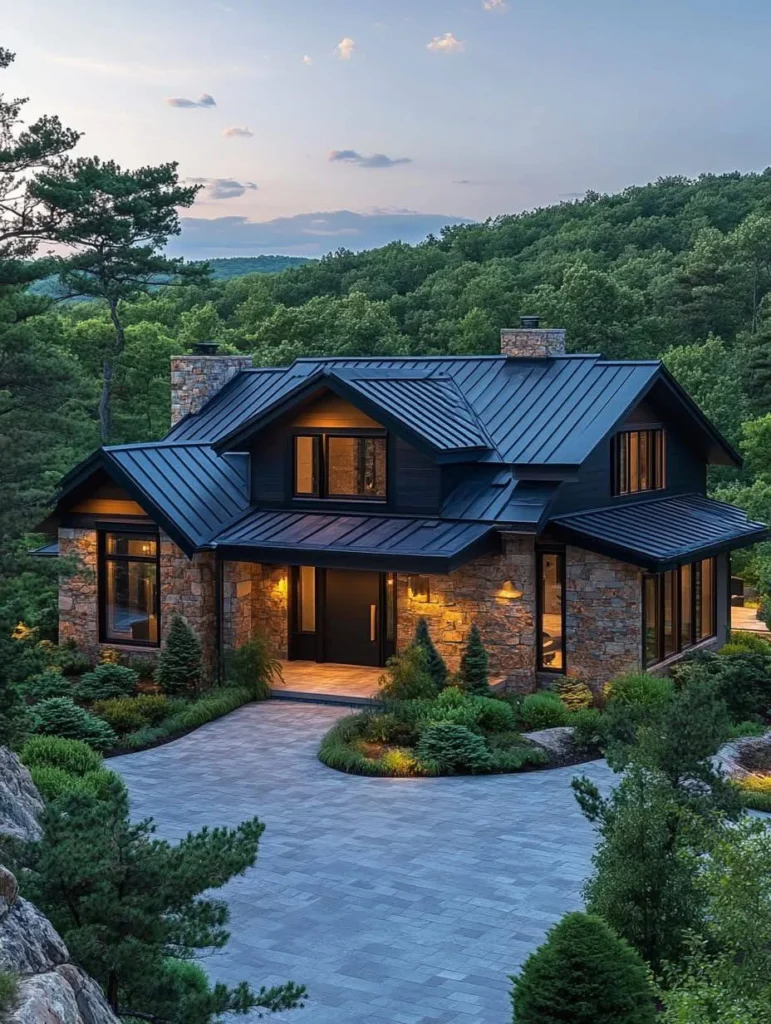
[324,569,381,666]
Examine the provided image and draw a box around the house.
[46,320,768,692]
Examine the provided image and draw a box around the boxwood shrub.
[519,692,569,730]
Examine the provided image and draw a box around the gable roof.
[168,354,739,470]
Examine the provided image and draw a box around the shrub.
[571,707,605,754]
[460,623,490,695]
[92,694,174,733]
[54,645,93,677]
[120,687,252,751]
[155,615,203,695]
[30,697,117,751]
[225,631,282,699]
[519,691,569,730]
[510,912,656,1024]
[735,774,771,812]
[602,672,674,748]
[416,722,492,773]
[727,719,767,739]
[29,764,123,803]
[22,670,73,702]
[414,618,448,689]
[472,695,516,732]
[21,734,103,775]
[379,748,417,776]
[556,677,594,711]
[0,968,19,1016]
[75,663,138,702]
[378,645,438,702]
[99,647,123,664]
[677,651,771,722]
[727,629,771,653]
[488,744,549,771]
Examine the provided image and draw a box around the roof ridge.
[550,492,702,520]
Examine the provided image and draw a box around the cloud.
[426,32,464,54]
[223,126,254,138]
[328,149,412,169]
[165,93,216,108]
[188,177,259,200]
[482,0,508,10]
[335,37,355,60]
[168,209,472,258]
[302,54,312,65]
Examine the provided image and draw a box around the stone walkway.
[111,702,612,1024]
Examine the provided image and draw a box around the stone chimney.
[500,316,566,358]
[170,343,253,426]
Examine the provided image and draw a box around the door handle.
[370,604,377,642]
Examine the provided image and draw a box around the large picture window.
[613,429,665,496]
[537,549,565,672]
[643,557,716,667]
[99,531,160,646]
[293,432,387,500]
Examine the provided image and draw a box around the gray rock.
[56,965,120,1024]
[13,972,84,1024]
[0,748,43,842]
[522,725,576,754]
[714,729,771,778]
[0,892,69,974]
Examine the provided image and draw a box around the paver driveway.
[111,701,612,1024]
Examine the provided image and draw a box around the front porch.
[272,660,383,706]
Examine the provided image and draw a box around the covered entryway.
[272,661,382,703]
[288,566,396,667]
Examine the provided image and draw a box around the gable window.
[99,531,160,646]
[293,432,387,500]
[643,557,716,667]
[613,429,665,496]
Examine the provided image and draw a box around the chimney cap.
[192,341,220,355]
[519,315,540,329]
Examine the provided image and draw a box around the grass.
[734,773,771,813]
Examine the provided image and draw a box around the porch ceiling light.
[498,579,523,600]
[408,575,430,603]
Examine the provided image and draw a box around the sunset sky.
[5,0,771,257]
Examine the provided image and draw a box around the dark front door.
[324,569,381,666]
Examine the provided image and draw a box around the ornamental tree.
[155,614,203,695]
[413,617,447,689]
[460,623,490,695]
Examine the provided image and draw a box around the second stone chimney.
[170,342,253,426]
[501,316,566,358]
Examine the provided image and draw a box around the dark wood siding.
[250,427,287,505]
[392,436,441,512]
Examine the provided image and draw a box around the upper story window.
[99,531,159,647]
[293,432,387,500]
[612,429,665,496]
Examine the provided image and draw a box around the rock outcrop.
[0,748,120,1024]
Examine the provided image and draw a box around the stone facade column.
[58,527,99,660]
[170,353,253,426]
[396,535,537,691]
[500,327,566,358]
[251,564,289,658]
[222,561,259,650]
[159,533,217,682]
[564,545,643,692]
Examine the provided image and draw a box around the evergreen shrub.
[30,697,117,751]
[460,623,490,695]
[75,663,138,702]
[519,692,569,730]
[21,734,103,775]
[155,615,203,695]
[413,617,448,689]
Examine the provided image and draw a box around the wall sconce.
[498,580,523,600]
[408,575,430,603]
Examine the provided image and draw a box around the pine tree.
[460,624,490,695]
[155,615,203,695]
[413,617,447,689]
[511,912,656,1024]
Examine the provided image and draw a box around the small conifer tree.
[460,624,490,695]
[155,615,202,695]
[511,912,656,1024]
[413,617,448,689]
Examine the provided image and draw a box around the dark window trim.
[642,556,717,668]
[292,428,388,502]
[98,528,161,648]
[536,546,566,674]
[611,428,666,497]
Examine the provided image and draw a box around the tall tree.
[29,158,204,441]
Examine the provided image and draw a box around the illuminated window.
[613,430,665,495]
[100,532,159,646]
[297,565,316,633]
[643,557,716,666]
[294,435,319,496]
[293,432,386,500]
[537,550,565,672]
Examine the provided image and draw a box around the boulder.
[0,748,43,842]
[522,726,576,755]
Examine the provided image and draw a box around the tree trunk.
[100,298,127,443]
[107,969,119,1012]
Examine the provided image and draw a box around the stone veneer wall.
[396,536,537,690]
[222,561,257,651]
[58,527,99,660]
[159,533,217,682]
[250,564,289,658]
[564,545,643,691]
[500,327,566,359]
[170,355,253,426]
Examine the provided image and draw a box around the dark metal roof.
[549,494,769,571]
[30,542,59,557]
[441,471,558,526]
[212,509,497,572]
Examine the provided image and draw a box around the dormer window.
[293,431,387,500]
[612,429,665,496]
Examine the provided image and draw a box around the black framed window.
[643,557,716,667]
[613,429,665,495]
[293,431,386,500]
[537,549,565,672]
[99,531,160,646]
[297,565,316,633]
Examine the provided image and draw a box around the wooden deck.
[731,605,771,635]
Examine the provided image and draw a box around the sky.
[4,0,771,258]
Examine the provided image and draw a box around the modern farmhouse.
[46,320,767,692]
